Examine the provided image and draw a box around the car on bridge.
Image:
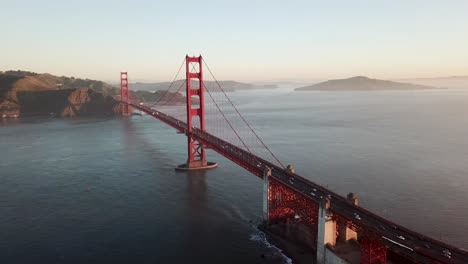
[442,249,452,259]
[354,213,361,220]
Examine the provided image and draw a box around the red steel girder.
[360,238,387,264]
[268,177,319,247]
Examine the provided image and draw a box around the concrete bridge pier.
[338,193,359,242]
[316,194,363,264]
[262,167,272,223]
[262,165,370,264]
[316,198,339,264]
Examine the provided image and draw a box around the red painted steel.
[268,177,319,248]
[185,55,207,168]
[120,72,131,116]
[360,239,387,264]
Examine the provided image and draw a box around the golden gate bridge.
[119,55,467,264]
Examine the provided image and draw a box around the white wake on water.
[250,230,292,264]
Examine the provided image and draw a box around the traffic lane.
[267,167,459,263]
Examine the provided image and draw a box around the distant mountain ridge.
[295,76,439,91]
[131,80,277,92]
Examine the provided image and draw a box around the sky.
[1,0,468,83]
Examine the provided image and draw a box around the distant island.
[131,80,278,92]
[295,76,439,91]
[0,70,185,119]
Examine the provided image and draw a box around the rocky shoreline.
[258,223,316,264]
[0,71,188,119]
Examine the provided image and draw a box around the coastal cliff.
[0,71,185,118]
[15,88,119,117]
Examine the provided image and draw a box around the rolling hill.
[295,76,439,91]
[130,80,277,92]
[0,71,185,118]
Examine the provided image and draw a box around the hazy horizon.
[1,1,468,82]
[3,69,468,86]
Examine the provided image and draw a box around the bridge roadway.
[125,101,468,264]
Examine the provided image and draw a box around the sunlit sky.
[1,0,467,83]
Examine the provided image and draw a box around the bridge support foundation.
[262,164,319,253]
[317,198,338,264]
[316,194,388,264]
[338,193,359,242]
[262,167,272,222]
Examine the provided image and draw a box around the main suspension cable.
[204,83,252,153]
[150,57,186,108]
[161,80,186,106]
[160,61,198,107]
[202,58,285,169]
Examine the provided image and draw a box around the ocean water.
[1,88,467,263]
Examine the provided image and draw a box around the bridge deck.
[126,101,468,264]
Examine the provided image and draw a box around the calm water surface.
[1,88,467,263]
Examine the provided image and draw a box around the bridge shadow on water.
[181,170,211,258]
[185,170,208,209]
[117,117,299,263]
[119,117,180,168]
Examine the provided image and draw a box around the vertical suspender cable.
[202,58,285,169]
[150,57,186,107]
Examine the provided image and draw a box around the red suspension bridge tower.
[120,72,131,116]
[176,55,217,171]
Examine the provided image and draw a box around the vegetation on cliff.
[0,71,185,118]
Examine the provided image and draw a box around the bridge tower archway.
[176,55,217,171]
[120,72,132,116]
